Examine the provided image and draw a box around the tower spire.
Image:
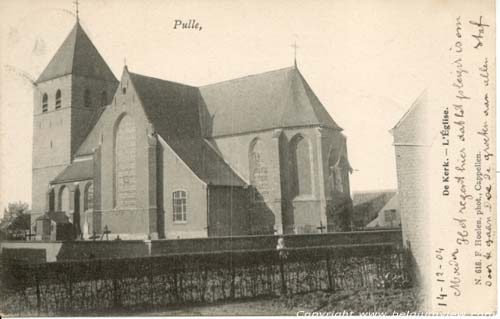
[73,0,79,21]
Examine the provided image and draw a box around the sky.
[0,0,449,212]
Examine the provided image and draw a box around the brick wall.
[208,186,251,237]
[93,70,157,238]
[157,136,208,239]
[32,74,117,219]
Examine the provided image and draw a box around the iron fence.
[0,244,411,315]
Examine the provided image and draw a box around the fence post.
[68,266,73,313]
[325,251,333,291]
[173,268,179,303]
[35,267,41,315]
[149,262,154,306]
[279,259,286,295]
[230,259,235,300]
[112,277,119,308]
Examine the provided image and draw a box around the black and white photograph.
[0,0,496,316]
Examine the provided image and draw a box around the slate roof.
[129,72,247,187]
[352,190,396,207]
[46,23,343,188]
[72,67,341,187]
[351,190,397,227]
[366,194,399,228]
[36,21,116,83]
[199,66,341,137]
[52,158,94,184]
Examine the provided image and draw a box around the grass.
[129,287,422,316]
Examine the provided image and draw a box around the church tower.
[32,20,118,220]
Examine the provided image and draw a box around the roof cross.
[291,39,299,67]
[73,0,79,21]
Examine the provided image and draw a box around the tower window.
[84,89,91,108]
[172,190,187,222]
[55,90,61,109]
[122,87,127,94]
[42,93,48,113]
[100,91,107,107]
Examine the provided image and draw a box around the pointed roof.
[199,66,341,137]
[36,21,116,83]
[128,72,247,187]
[72,65,344,187]
[391,90,434,146]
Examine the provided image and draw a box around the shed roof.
[52,159,94,184]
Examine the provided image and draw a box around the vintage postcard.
[0,0,496,316]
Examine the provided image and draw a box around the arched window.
[42,93,48,112]
[289,135,313,197]
[73,187,81,236]
[249,138,268,201]
[48,188,55,211]
[84,89,91,108]
[58,186,70,212]
[55,90,61,109]
[100,91,107,107]
[172,190,187,222]
[113,114,137,208]
[84,182,94,211]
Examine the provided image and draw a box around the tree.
[2,201,29,222]
[1,201,30,240]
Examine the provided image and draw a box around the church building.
[31,20,353,240]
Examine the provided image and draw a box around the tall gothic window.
[48,188,55,211]
[84,89,91,108]
[249,138,269,201]
[58,186,69,212]
[289,134,312,197]
[42,93,48,113]
[84,182,94,211]
[55,90,61,109]
[113,115,137,208]
[172,190,187,222]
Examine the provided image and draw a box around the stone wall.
[0,229,402,263]
[210,126,349,234]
